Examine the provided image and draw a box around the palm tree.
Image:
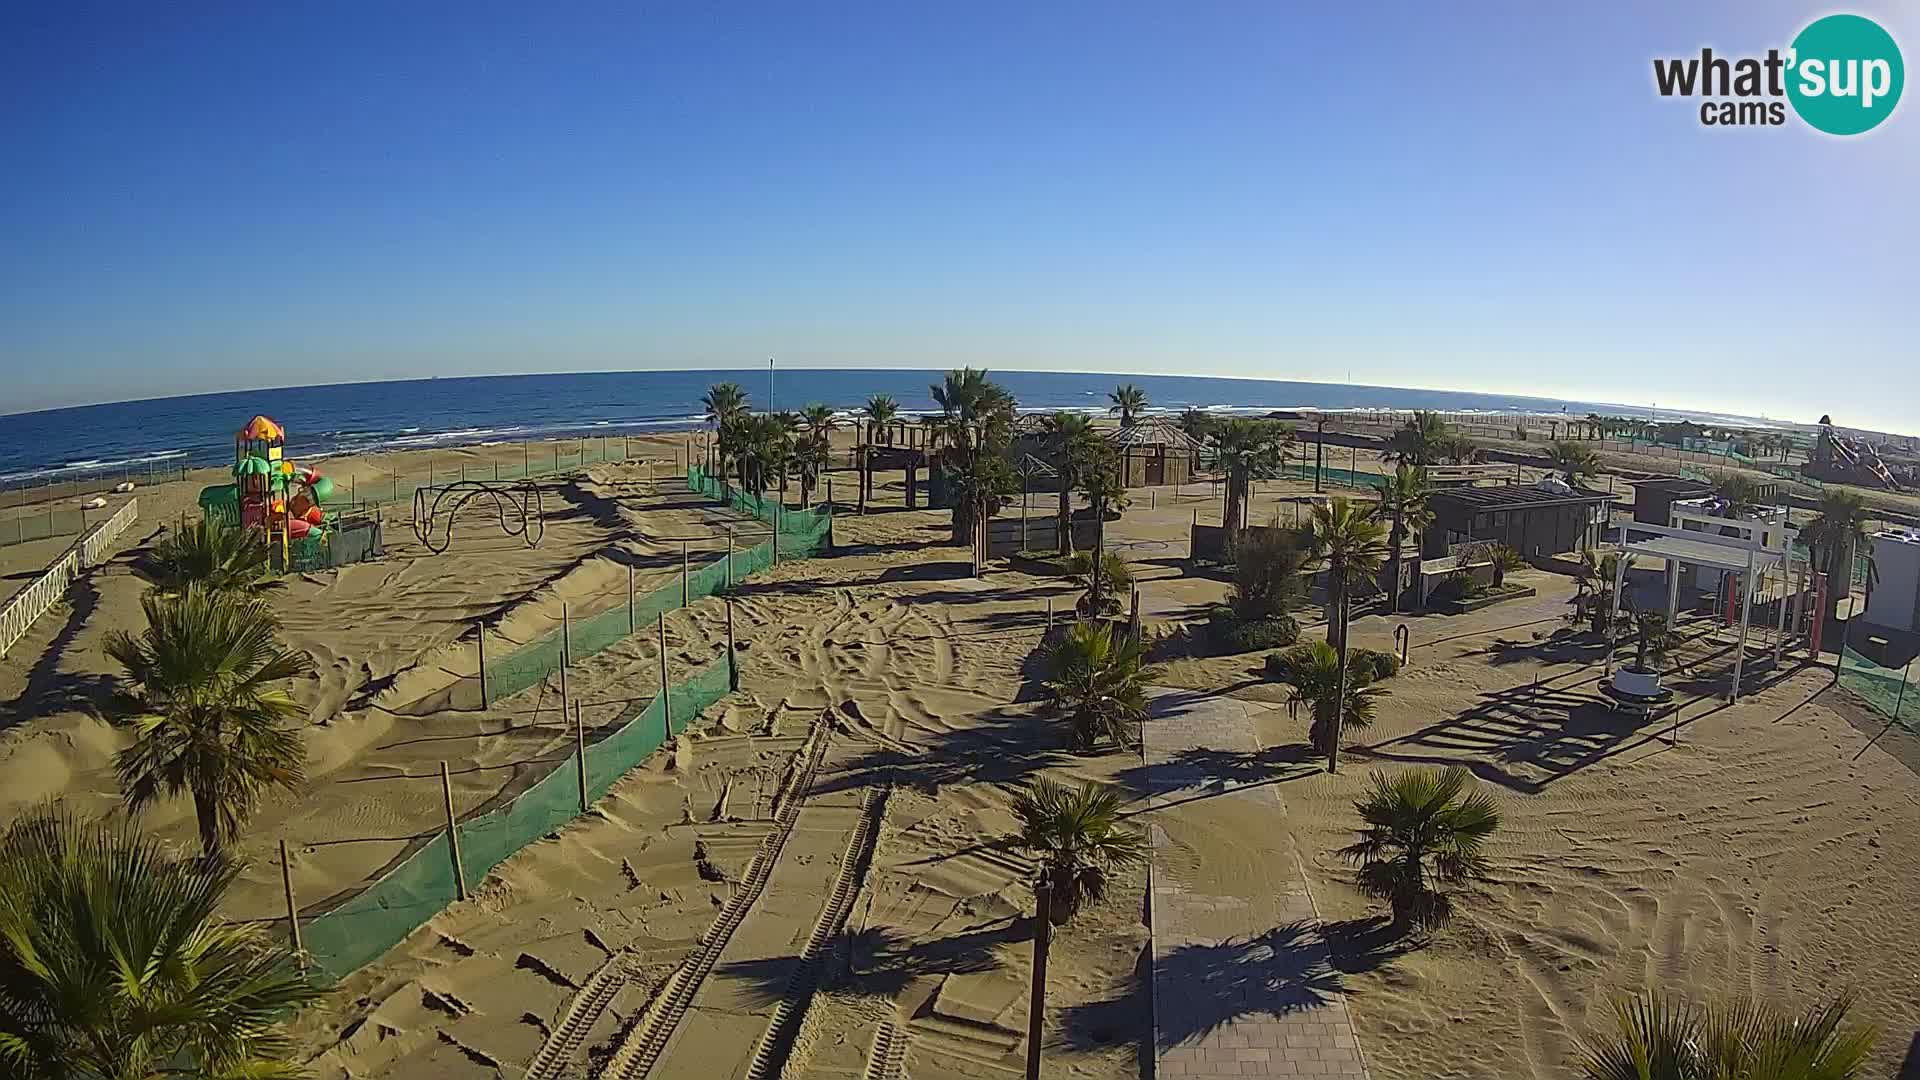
[102,587,311,861]
[1437,433,1481,464]
[1580,992,1874,1079]
[1305,498,1387,772]
[1571,546,1628,637]
[860,394,899,507]
[1338,766,1500,932]
[702,382,750,478]
[1374,465,1432,613]
[1042,620,1147,751]
[1267,640,1389,757]
[0,808,321,1080]
[1207,419,1291,534]
[1546,440,1602,485]
[1802,489,1877,624]
[1178,407,1223,443]
[1006,778,1146,1080]
[141,518,284,597]
[1042,412,1100,555]
[932,368,1017,543]
[788,433,829,508]
[1713,471,1761,515]
[1107,384,1148,428]
[1076,456,1128,615]
[1385,411,1448,467]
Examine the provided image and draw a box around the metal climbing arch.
[410,480,546,554]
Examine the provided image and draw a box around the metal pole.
[477,621,489,709]
[279,840,304,966]
[727,598,739,691]
[658,613,673,735]
[727,532,735,588]
[1046,596,1054,630]
[1730,548,1756,702]
[575,700,588,812]
[441,762,468,901]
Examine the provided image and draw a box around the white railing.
[0,498,138,659]
[79,498,139,568]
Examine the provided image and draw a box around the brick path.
[1144,690,1372,1078]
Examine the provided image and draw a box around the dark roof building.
[1422,483,1616,559]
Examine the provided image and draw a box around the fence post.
[477,621,489,709]
[628,564,637,633]
[441,762,468,902]
[682,541,690,606]
[429,458,434,488]
[727,599,739,692]
[727,533,735,589]
[559,603,570,719]
[562,602,571,667]
[1046,596,1054,631]
[575,700,589,813]
[279,839,304,969]
[658,613,672,735]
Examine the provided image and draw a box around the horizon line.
[0,364,1863,434]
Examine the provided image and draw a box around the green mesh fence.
[0,508,90,549]
[1839,647,1917,733]
[300,471,828,982]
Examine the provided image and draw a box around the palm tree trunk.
[1328,581,1349,774]
[1025,882,1053,1080]
[1090,503,1106,615]
[1387,514,1406,613]
[194,789,222,860]
[1057,474,1073,556]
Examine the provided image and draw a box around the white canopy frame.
[1607,521,1803,703]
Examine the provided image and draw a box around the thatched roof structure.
[1103,415,1205,452]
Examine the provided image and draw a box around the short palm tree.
[1714,471,1762,515]
[1385,411,1448,467]
[1076,458,1129,615]
[1572,546,1628,636]
[103,587,311,861]
[1042,412,1100,555]
[1802,489,1876,623]
[1580,992,1874,1080]
[1009,778,1145,926]
[1207,419,1291,533]
[1339,766,1500,932]
[1306,498,1387,772]
[142,518,283,597]
[1006,778,1146,1080]
[1374,465,1432,613]
[1547,440,1602,485]
[703,382,750,478]
[860,394,900,506]
[1043,620,1147,751]
[1177,407,1223,443]
[1268,640,1389,756]
[0,807,320,1080]
[1107,384,1148,427]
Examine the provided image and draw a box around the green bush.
[1348,647,1401,681]
[1429,571,1480,604]
[1062,550,1133,593]
[1207,606,1300,654]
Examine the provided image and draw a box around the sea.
[0,369,1786,485]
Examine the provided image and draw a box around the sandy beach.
[2,429,1916,1079]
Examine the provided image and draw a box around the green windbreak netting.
[301,472,830,982]
[1840,647,1917,732]
[0,508,90,549]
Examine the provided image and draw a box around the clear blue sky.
[2,2,1914,430]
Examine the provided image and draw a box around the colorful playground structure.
[1808,414,1904,491]
[199,415,382,570]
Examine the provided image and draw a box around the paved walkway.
[1144,690,1371,1078]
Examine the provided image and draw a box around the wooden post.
[727,598,740,691]
[441,762,468,901]
[726,532,735,588]
[658,613,673,735]
[1046,596,1054,631]
[477,620,489,709]
[628,564,636,633]
[682,541,690,607]
[559,603,570,719]
[1025,882,1052,1080]
[279,840,304,967]
[575,700,589,812]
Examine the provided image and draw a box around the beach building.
[1103,416,1202,488]
[1865,529,1920,634]
[1421,481,1614,559]
[1629,477,1715,527]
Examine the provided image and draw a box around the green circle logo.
[1787,14,1904,135]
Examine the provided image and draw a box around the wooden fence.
[0,498,138,658]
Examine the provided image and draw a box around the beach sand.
[2,430,1917,1078]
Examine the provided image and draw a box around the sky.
[2,2,1915,430]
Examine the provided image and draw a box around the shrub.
[1230,528,1309,621]
[1429,571,1479,604]
[1488,544,1526,585]
[1208,606,1300,654]
[1063,550,1133,594]
[1348,647,1401,682]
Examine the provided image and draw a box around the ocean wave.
[1,449,192,484]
